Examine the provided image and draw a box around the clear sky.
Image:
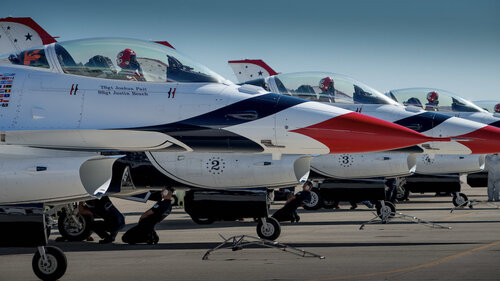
[4,0,500,100]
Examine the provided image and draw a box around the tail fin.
[0,17,57,54]
[154,41,175,49]
[228,59,278,83]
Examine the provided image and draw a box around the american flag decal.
[0,73,14,109]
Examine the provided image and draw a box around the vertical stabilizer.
[0,17,57,54]
[228,59,278,83]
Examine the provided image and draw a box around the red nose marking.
[291,112,447,153]
[456,125,500,154]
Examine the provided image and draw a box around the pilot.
[122,186,174,245]
[78,196,125,244]
[425,91,439,111]
[116,48,145,81]
[486,154,500,202]
[272,181,312,223]
[494,103,500,113]
[318,76,335,103]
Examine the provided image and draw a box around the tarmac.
[1,184,500,281]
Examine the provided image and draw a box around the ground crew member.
[486,154,500,202]
[122,187,174,244]
[272,181,312,223]
[79,196,125,244]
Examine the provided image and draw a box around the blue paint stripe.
[394,111,452,132]
[489,120,500,128]
[126,93,307,152]
[131,92,306,131]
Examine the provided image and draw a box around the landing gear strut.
[1,205,68,281]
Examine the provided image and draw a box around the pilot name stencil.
[97,85,150,96]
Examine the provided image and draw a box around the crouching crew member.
[79,196,125,244]
[122,187,173,245]
[272,181,312,223]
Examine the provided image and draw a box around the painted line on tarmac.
[307,239,500,281]
[440,212,473,220]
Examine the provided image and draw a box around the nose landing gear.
[32,246,67,281]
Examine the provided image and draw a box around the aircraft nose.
[291,112,442,153]
[454,125,500,154]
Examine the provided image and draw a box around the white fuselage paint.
[0,65,339,155]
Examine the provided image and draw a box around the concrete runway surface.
[1,184,500,281]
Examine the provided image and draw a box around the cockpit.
[260,72,397,105]
[387,88,486,113]
[0,38,227,84]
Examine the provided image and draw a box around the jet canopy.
[268,72,397,105]
[1,38,227,83]
[388,88,486,113]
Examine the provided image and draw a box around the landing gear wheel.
[376,201,396,222]
[256,217,281,240]
[57,212,92,241]
[32,246,67,281]
[322,199,336,209]
[302,189,322,210]
[190,216,215,225]
[452,193,469,207]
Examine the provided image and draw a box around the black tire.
[452,193,469,207]
[57,212,93,241]
[302,189,322,210]
[256,217,281,240]
[322,199,336,209]
[190,216,215,225]
[32,246,67,281]
[376,201,396,220]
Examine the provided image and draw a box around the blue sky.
[5,0,500,100]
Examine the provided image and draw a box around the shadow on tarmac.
[0,240,478,256]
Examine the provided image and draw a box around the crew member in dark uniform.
[122,187,174,245]
[79,196,125,244]
[272,181,312,223]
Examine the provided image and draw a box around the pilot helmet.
[117,49,137,68]
[319,76,334,92]
[427,91,439,103]
[494,103,500,113]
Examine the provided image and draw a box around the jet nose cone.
[455,125,500,154]
[292,112,441,153]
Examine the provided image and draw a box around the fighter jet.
[227,59,500,208]
[0,24,444,205]
[387,88,500,202]
[229,60,500,155]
